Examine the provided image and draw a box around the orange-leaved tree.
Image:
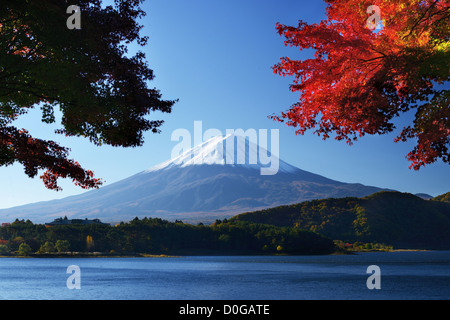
[272,0,449,170]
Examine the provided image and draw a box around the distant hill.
[415,193,433,200]
[432,192,450,203]
[230,191,450,249]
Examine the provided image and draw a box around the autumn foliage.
[0,127,100,191]
[273,0,449,169]
[0,0,176,190]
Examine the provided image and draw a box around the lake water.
[0,251,449,300]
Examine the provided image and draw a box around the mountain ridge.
[230,191,450,249]
[0,134,390,224]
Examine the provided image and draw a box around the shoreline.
[0,248,440,258]
[0,253,179,258]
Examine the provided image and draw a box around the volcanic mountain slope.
[0,134,388,224]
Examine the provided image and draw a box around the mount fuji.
[0,134,388,224]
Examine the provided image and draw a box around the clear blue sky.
[0,0,448,210]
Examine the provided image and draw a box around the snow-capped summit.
[146,133,298,175]
[146,135,229,172]
[0,134,389,224]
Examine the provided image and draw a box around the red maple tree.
[272,0,449,170]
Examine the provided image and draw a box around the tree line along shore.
[0,217,337,257]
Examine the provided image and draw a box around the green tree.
[353,204,370,238]
[218,234,231,250]
[38,241,55,254]
[0,0,176,190]
[17,242,32,256]
[0,244,10,255]
[55,240,70,253]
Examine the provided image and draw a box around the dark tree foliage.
[0,0,176,190]
[232,191,450,249]
[0,218,336,255]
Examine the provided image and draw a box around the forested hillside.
[231,191,450,249]
[0,217,335,256]
[433,192,450,203]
